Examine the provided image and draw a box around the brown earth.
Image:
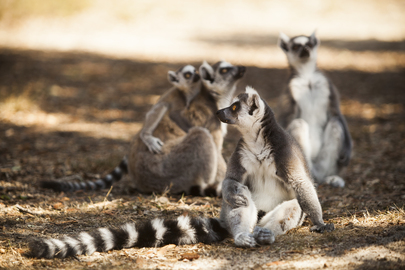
[0,48,404,269]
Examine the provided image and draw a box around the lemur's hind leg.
[287,119,313,169]
[258,199,306,237]
[133,127,217,195]
[220,179,274,247]
[210,155,226,196]
[165,126,218,195]
[312,117,345,187]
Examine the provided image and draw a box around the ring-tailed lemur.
[217,87,334,247]
[41,62,245,196]
[28,87,333,259]
[277,32,352,188]
[40,65,201,193]
[128,61,245,196]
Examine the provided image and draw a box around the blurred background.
[0,0,404,70]
[0,0,404,198]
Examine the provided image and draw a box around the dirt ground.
[0,45,404,270]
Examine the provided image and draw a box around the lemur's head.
[167,65,200,92]
[216,86,265,131]
[278,32,319,67]
[199,61,246,98]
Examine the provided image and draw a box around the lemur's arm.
[140,102,168,154]
[277,88,299,129]
[222,142,249,208]
[328,82,352,167]
[280,148,334,233]
[336,113,352,167]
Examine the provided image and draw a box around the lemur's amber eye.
[184,72,191,79]
[220,68,229,74]
[292,44,300,51]
[232,105,237,111]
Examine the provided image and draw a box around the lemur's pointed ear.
[245,86,258,95]
[309,30,318,46]
[167,71,179,85]
[199,61,214,85]
[278,32,290,52]
[246,86,260,115]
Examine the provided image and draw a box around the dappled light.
[0,0,404,269]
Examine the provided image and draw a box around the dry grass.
[0,48,404,269]
[0,195,403,269]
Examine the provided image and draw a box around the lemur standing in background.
[277,32,352,188]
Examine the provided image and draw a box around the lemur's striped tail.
[40,157,128,192]
[28,216,229,259]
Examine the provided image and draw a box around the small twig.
[15,205,45,217]
[104,186,113,203]
[72,255,81,262]
[102,186,113,210]
[162,183,173,197]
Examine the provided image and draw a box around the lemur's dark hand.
[310,223,335,233]
[142,135,164,154]
[230,193,249,208]
[222,179,250,208]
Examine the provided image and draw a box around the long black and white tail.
[28,216,229,259]
[40,157,128,192]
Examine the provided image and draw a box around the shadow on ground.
[0,48,404,269]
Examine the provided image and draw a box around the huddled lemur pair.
[31,32,351,258]
[43,61,246,196]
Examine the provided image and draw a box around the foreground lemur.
[28,87,333,259]
[217,87,334,246]
[41,62,245,196]
[277,32,352,187]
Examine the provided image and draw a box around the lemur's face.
[216,87,264,130]
[279,32,319,64]
[199,61,246,96]
[167,65,200,92]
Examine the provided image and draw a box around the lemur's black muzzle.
[299,47,310,58]
[234,66,246,80]
[193,73,200,83]
[216,108,235,124]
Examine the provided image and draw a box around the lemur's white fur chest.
[289,72,329,159]
[240,136,295,213]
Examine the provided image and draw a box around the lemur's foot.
[253,226,275,245]
[325,175,345,188]
[310,223,335,233]
[234,232,256,247]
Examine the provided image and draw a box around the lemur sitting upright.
[28,87,333,259]
[217,87,334,246]
[277,32,352,188]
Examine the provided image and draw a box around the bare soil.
[0,48,404,269]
